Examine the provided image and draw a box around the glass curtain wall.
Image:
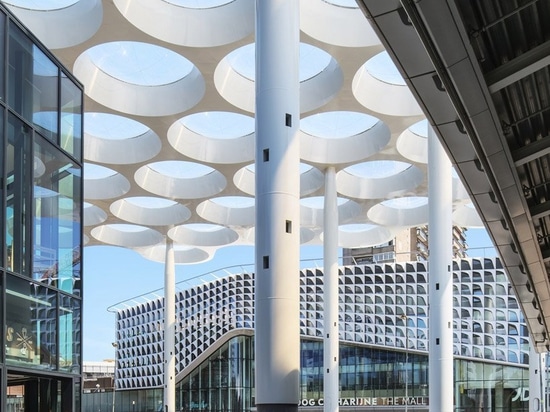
[171,337,529,412]
[1,5,84,411]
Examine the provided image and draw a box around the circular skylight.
[365,51,406,85]
[214,43,343,113]
[453,203,483,228]
[337,160,424,199]
[110,197,192,226]
[367,196,429,227]
[91,224,164,248]
[114,0,254,47]
[83,163,130,200]
[452,169,471,202]
[300,0,381,48]
[337,223,399,248]
[4,0,102,49]
[352,51,423,117]
[196,196,255,226]
[300,111,390,164]
[168,112,255,164]
[83,202,107,226]
[84,113,161,164]
[6,0,78,10]
[74,41,205,116]
[135,161,226,199]
[233,163,324,196]
[168,223,239,247]
[300,196,361,227]
[397,119,429,164]
[137,244,211,265]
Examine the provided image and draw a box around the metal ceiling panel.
[357,0,550,350]
[408,73,458,125]
[369,11,435,79]
[434,122,477,163]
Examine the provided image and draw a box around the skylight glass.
[122,197,178,209]
[345,161,412,179]
[85,113,150,140]
[365,51,406,86]
[326,0,357,7]
[84,163,118,180]
[85,42,194,86]
[381,197,428,209]
[211,196,255,208]
[301,196,350,208]
[227,43,333,82]
[300,111,379,138]
[148,161,216,179]
[409,119,428,136]
[4,0,78,10]
[166,0,231,8]
[179,112,254,139]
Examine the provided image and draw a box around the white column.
[427,125,453,412]
[323,166,339,412]
[254,1,300,412]
[164,237,176,412]
[530,343,543,412]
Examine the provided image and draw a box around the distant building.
[343,226,468,265]
[101,257,530,412]
[83,361,115,392]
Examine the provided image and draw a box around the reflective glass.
[8,23,33,119]
[8,23,59,135]
[0,12,5,101]
[30,47,59,141]
[61,72,83,160]
[6,274,58,369]
[33,136,82,293]
[6,113,30,275]
[59,293,81,373]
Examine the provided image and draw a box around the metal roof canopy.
[357,0,550,351]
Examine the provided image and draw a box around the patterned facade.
[113,257,529,392]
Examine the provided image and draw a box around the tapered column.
[323,166,339,412]
[164,238,176,412]
[427,125,453,412]
[254,1,300,412]
[530,343,543,412]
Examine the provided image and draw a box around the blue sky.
[83,228,495,361]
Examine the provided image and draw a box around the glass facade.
[177,336,254,412]
[1,4,83,411]
[141,336,527,412]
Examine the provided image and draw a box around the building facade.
[343,226,468,265]
[0,4,84,411]
[101,257,530,412]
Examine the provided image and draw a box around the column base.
[256,404,298,412]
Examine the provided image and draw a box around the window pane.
[61,72,83,161]
[6,274,57,369]
[33,136,82,293]
[59,293,81,373]
[32,47,59,141]
[6,113,31,275]
[8,22,59,140]
[8,23,33,119]
[0,12,5,101]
